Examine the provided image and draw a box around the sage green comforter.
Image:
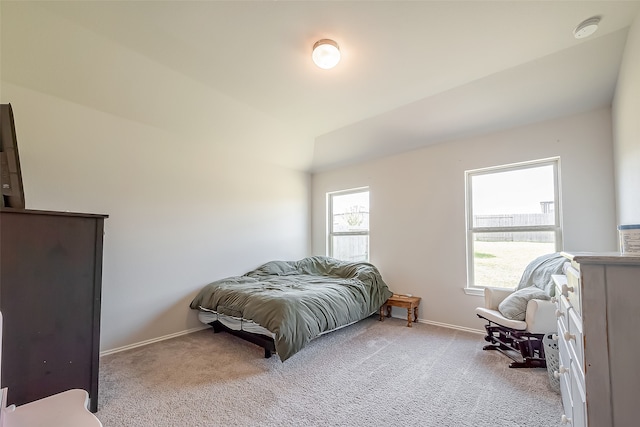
[190,256,393,361]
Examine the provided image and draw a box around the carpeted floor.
[97,316,561,426]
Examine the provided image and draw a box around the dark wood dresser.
[0,208,107,413]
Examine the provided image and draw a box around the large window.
[328,188,369,262]
[465,159,562,290]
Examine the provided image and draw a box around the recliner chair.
[475,253,567,368]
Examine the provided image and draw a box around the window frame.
[464,158,562,294]
[327,187,370,262]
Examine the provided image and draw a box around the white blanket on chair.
[516,253,566,296]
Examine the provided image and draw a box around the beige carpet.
[97,316,561,426]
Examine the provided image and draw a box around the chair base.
[477,314,547,368]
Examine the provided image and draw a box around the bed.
[189,256,393,361]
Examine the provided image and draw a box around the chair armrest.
[525,299,557,334]
[483,287,515,310]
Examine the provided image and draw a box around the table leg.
[386,305,392,318]
[379,306,384,321]
[406,308,412,327]
[413,306,419,322]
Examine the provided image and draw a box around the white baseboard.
[418,318,484,335]
[101,318,484,357]
[387,314,484,335]
[100,325,209,357]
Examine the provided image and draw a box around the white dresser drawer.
[555,293,571,334]
[570,359,587,427]
[559,351,573,425]
[557,333,572,392]
[557,340,587,427]
[567,307,585,375]
[564,265,582,316]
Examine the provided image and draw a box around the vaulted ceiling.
[3,1,639,172]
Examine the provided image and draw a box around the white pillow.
[498,287,550,321]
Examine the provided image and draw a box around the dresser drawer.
[567,307,585,375]
[564,265,582,316]
[558,338,574,425]
[554,292,571,333]
[570,359,587,427]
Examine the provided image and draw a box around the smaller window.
[328,188,369,262]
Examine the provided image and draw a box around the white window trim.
[464,158,563,292]
[327,187,370,260]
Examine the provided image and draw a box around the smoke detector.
[573,17,601,39]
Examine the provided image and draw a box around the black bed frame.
[208,320,276,358]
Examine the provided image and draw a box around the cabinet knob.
[562,284,575,297]
[561,414,572,425]
[554,365,570,378]
[564,331,576,342]
[555,309,564,318]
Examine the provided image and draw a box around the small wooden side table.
[380,294,421,327]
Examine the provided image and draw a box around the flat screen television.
[0,104,25,209]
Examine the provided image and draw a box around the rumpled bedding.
[190,256,393,361]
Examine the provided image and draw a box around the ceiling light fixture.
[312,39,341,69]
[573,16,601,39]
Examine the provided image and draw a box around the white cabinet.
[553,272,584,427]
[553,252,640,427]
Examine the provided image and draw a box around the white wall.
[1,4,310,351]
[312,108,617,331]
[613,13,640,225]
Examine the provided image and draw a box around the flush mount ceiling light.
[573,16,601,39]
[312,39,341,69]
